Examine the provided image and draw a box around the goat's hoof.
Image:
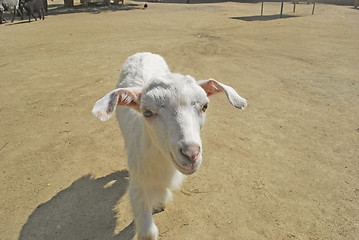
[152,206,165,214]
[137,224,158,240]
[153,202,166,214]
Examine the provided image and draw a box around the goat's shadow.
[19,170,136,240]
[47,3,142,16]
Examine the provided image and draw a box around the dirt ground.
[1,1,358,239]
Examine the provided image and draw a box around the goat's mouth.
[170,152,197,175]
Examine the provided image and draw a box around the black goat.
[20,0,45,22]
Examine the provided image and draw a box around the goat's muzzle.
[181,144,200,163]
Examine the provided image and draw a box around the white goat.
[0,0,19,23]
[92,52,247,240]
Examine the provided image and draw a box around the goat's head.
[92,75,247,175]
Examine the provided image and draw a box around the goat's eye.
[143,109,154,118]
[201,103,208,112]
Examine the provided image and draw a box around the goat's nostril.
[181,144,200,163]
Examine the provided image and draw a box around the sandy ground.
[1,1,358,239]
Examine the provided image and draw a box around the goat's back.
[1,0,19,9]
[115,53,170,157]
[24,0,44,11]
[117,52,170,88]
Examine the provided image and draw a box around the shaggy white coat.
[92,52,247,240]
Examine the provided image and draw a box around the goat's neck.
[133,122,178,186]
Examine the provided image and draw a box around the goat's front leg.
[153,188,172,214]
[11,7,16,22]
[129,181,159,240]
[32,13,37,21]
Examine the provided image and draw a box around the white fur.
[92,52,247,240]
[0,0,19,23]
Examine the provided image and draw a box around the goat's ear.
[198,79,247,109]
[92,87,142,122]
